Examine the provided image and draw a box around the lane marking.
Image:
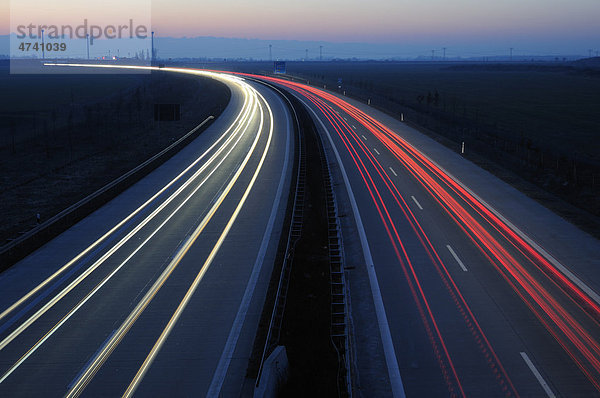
[0,84,257,354]
[520,352,555,397]
[0,119,253,385]
[352,125,357,130]
[373,148,380,155]
[383,128,600,307]
[123,89,275,398]
[389,167,398,176]
[410,195,423,210]
[0,82,260,386]
[294,94,406,398]
[206,88,291,397]
[67,329,116,389]
[361,134,368,141]
[0,70,249,324]
[446,245,468,272]
[64,83,265,397]
[66,88,267,398]
[343,117,348,121]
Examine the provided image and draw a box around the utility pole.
[86,34,90,59]
[305,48,308,60]
[151,31,155,62]
[269,44,272,61]
[431,49,435,61]
[319,45,323,61]
[443,47,446,61]
[510,47,513,61]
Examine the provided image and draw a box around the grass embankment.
[286,61,600,233]
[204,60,600,234]
[0,65,230,244]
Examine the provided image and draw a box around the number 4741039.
[18,42,67,51]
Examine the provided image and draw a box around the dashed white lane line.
[520,352,555,397]
[297,95,406,397]
[373,148,380,155]
[352,125,357,129]
[389,167,398,176]
[410,195,423,210]
[361,135,368,141]
[343,117,348,121]
[446,245,468,272]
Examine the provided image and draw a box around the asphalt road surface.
[0,66,293,397]
[259,76,600,398]
[2,64,600,398]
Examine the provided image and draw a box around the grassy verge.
[0,68,230,245]
[191,60,600,236]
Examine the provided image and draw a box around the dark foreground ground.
[186,59,600,237]
[0,62,230,244]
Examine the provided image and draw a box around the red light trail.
[247,74,600,395]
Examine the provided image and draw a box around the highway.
[2,64,600,397]
[0,66,293,397]
[253,76,600,397]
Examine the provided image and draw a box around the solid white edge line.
[323,88,600,308]
[206,89,291,396]
[0,117,255,386]
[389,167,398,177]
[385,125,600,307]
[446,245,468,272]
[0,93,245,324]
[0,80,256,354]
[63,76,263,397]
[520,352,556,397]
[293,94,406,398]
[122,85,273,398]
[410,195,423,210]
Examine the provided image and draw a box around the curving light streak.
[0,90,258,385]
[0,65,263,388]
[261,76,600,394]
[121,88,275,398]
[0,78,255,357]
[0,67,251,325]
[300,90,468,396]
[65,74,271,398]
[323,92,600,391]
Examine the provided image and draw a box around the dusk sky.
[1,0,599,57]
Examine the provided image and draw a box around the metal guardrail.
[318,124,353,398]
[253,81,305,389]
[0,116,215,271]
[250,78,352,396]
